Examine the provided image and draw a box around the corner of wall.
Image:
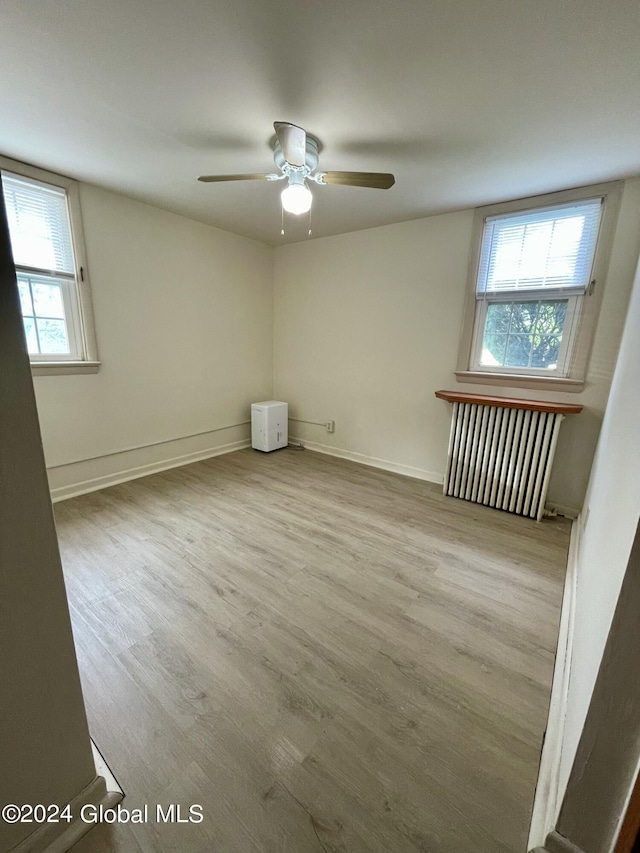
[528,514,581,849]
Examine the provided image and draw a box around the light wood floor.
[58,447,570,853]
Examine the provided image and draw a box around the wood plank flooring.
[56,447,570,853]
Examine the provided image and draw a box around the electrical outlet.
[327,419,335,433]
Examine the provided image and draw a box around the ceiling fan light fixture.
[281,183,312,215]
[198,123,396,231]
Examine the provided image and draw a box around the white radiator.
[444,401,564,521]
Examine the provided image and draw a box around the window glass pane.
[484,302,511,334]
[22,317,39,353]
[31,281,65,318]
[508,301,538,333]
[17,278,33,315]
[480,333,507,366]
[531,336,562,369]
[36,318,69,354]
[505,334,533,368]
[481,298,568,371]
[535,300,567,335]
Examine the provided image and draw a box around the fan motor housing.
[274,135,319,173]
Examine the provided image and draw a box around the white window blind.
[476,198,602,295]
[2,172,75,275]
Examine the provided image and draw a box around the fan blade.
[198,173,272,182]
[274,122,306,167]
[321,171,395,189]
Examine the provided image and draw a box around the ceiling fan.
[198,122,395,217]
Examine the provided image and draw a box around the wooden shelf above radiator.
[435,390,583,415]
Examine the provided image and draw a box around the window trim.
[455,181,623,392]
[0,155,99,375]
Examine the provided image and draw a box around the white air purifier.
[251,401,288,452]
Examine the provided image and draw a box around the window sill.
[454,370,584,393]
[31,360,101,376]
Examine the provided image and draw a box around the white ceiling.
[1,0,640,245]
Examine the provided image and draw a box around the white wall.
[273,179,640,511]
[274,211,473,481]
[34,184,273,498]
[557,249,640,812]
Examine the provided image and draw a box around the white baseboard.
[545,502,581,520]
[49,438,251,502]
[535,830,586,853]
[528,514,581,850]
[10,774,122,853]
[91,740,122,798]
[290,436,443,485]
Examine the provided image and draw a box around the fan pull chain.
[281,205,285,236]
[308,207,312,237]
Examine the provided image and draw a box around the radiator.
[444,401,564,521]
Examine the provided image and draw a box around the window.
[0,157,99,374]
[456,183,622,391]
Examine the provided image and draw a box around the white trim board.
[49,438,251,502]
[9,775,122,853]
[534,831,587,853]
[528,514,580,850]
[91,740,122,799]
[289,436,444,484]
[546,502,581,521]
